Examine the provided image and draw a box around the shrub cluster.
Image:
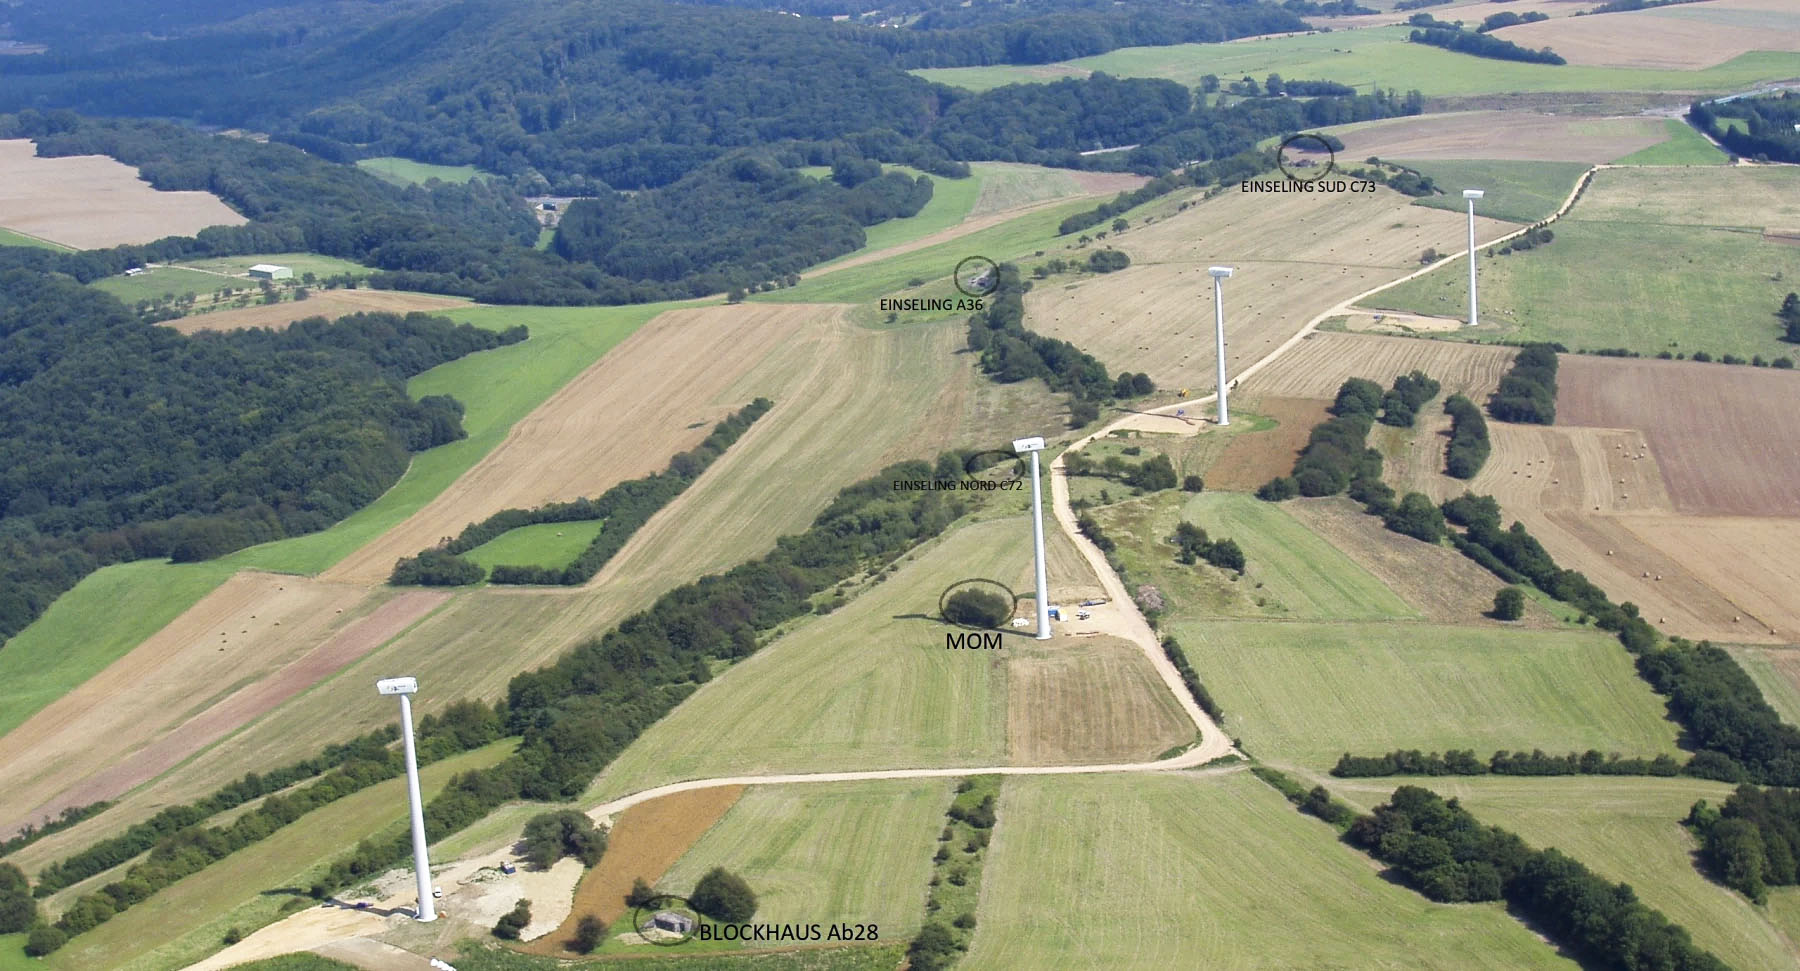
[1493,224,1553,256]
[1332,748,1682,778]
[493,899,531,940]
[1688,785,1800,904]
[1479,10,1548,31]
[1489,343,1558,424]
[1408,27,1565,64]
[1353,787,1726,970]
[1378,370,1441,428]
[1258,380,1382,499]
[0,865,37,935]
[1443,394,1490,478]
[391,398,771,586]
[1779,292,1800,343]
[942,589,1012,628]
[1086,249,1130,273]
[1064,450,1177,492]
[520,811,607,869]
[1251,767,1358,829]
[1171,521,1245,573]
[691,868,757,923]
[1161,636,1223,722]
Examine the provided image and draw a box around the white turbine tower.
[1208,266,1234,426]
[376,676,435,922]
[1013,436,1051,640]
[1463,189,1484,327]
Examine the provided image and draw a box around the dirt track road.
[189,171,1560,971]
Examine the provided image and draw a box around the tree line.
[390,399,771,586]
[0,269,522,645]
[1352,786,1726,970]
[1161,635,1224,723]
[1488,342,1558,424]
[1443,393,1490,478]
[1687,785,1800,904]
[966,263,1150,423]
[22,704,504,953]
[1696,90,1800,164]
[1408,27,1566,64]
[1333,747,1683,778]
[1256,378,1385,500]
[312,455,979,899]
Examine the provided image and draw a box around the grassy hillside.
[1170,620,1682,770]
[355,156,486,185]
[40,740,515,971]
[1330,776,1795,971]
[1395,159,1589,224]
[1367,168,1800,357]
[585,515,1190,802]
[965,771,1572,969]
[0,559,235,736]
[658,780,944,940]
[464,521,606,572]
[90,265,226,304]
[1093,490,1416,621]
[1614,120,1730,166]
[0,227,72,250]
[913,28,1800,96]
[173,253,374,280]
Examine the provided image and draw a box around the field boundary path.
[195,176,1554,968]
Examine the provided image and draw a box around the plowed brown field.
[1206,397,1331,492]
[1025,187,1509,390]
[525,786,744,956]
[0,575,441,834]
[0,139,246,247]
[164,290,472,334]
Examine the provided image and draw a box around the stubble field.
[163,289,472,334]
[1022,184,1510,390]
[1490,0,1800,69]
[1337,112,1663,164]
[1241,331,1517,401]
[0,139,246,247]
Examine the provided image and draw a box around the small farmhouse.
[651,911,694,934]
[248,263,293,280]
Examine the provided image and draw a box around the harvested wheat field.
[1245,332,1517,401]
[1026,188,1509,390]
[0,139,246,247]
[1336,112,1666,163]
[1005,635,1192,764]
[324,302,840,584]
[1408,416,1790,643]
[526,786,744,956]
[1206,397,1331,492]
[1318,0,1589,30]
[1560,355,1800,517]
[164,289,473,334]
[0,574,437,836]
[1491,0,1800,70]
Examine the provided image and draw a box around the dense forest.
[0,271,522,644]
[1690,95,1800,164]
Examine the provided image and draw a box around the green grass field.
[1328,776,1794,971]
[1167,619,1682,770]
[0,559,237,736]
[583,520,1020,802]
[463,520,605,572]
[173,252,373,280]
[964,771,1573,969]
[0,226,72,250]
[815,165,982,265]
[770,197,1098,305]
[1613,120,1729,166]
[91,265,228,304]
[1093,490,1417,621]
[458,942,905,971]
[38,740,515,971]
[356,156,486,185]
[656,780,944,940]
[1367,219,1800,358]
[913,28,1800,97]
[1395,159,1590,224]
